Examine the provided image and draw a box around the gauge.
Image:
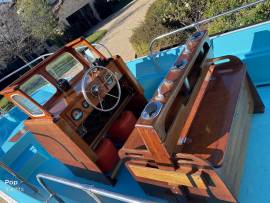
[82,100,90,108]
[104,73,114,85]
[71,109,83,121]
[77,125,87,137]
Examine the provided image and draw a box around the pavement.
[95,0,156,61]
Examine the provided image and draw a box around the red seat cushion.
[109,111,137,143]
[95,138,119,173]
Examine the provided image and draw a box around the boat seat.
[180,57,249,167]
[95,138,119,173]
[108,111,137,143]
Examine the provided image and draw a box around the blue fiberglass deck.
[1,21,270,202]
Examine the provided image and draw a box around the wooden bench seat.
[181,57,251,167]
[119,30,265,202]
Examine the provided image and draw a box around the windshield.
[46,52,84,82]
[19,74,57,105]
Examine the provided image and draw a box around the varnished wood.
[24,118,100,172]
[119,129,153,161]
[128,164,194,187]
[136,127,173,168]
[216,76,253,197]
[113,55,145,96]
[1,37,147,183]
[181,56,247,167]
[126,158,236,202]
[133,31,212,165]
[119,31,262,202]
[246,73,265,113]
[178,65,215,148]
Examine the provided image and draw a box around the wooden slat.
[129,164,194,187]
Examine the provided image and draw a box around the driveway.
[97,0,156,61]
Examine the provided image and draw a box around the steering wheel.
[81,66,121,112]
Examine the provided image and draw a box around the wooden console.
[1,38,147,184]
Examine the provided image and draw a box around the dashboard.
[46,59,132,148]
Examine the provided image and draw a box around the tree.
[0,4,39,64]
[204,0,270,34]
[161,0,208,28]
[16,0,62,42]
[131,0,270,56]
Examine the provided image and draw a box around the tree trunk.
[17,55,29,64]
[17,55,33,68]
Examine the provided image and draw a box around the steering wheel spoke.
[97,94,104,110]
[102,73,115,86]
[82,66,121,112]
[106,92,118,99]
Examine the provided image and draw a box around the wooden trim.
[7,90,51,119]
[67,37,107,61]
[178,65,215,146]
[127,161,236,202]
[128,164,193,187]
[113,56,145,96]
[132,31,213,165]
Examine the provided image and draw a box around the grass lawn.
[0,97,13,112]
[86,30,107,44]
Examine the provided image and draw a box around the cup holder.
[141,101,163,120]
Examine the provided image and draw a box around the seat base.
[95,138,119,173]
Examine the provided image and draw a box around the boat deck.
[1,20,270,202]
[0,86,268,203]
[239,86,270,203]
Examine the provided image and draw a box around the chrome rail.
[0,42,112,85]
[0,161,43,196]
[0,53,53,84]
[0,108,6,118]
[36,173,153,203]
[92,42,113,58]
[149,0,267,67]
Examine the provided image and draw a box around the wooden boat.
[0,1,269,202]
[0,38,148,184]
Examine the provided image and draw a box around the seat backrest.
[129,31,215,165]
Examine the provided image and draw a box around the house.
[50,0,114,34]
[0,0,121,88]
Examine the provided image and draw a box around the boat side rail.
[92,42,113,58]
[0,53,53,84]
[0,161,43,197]
[0,42,112,86]
[0,108,6,118]
[149,0,267,68]
[36,173,153,203]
